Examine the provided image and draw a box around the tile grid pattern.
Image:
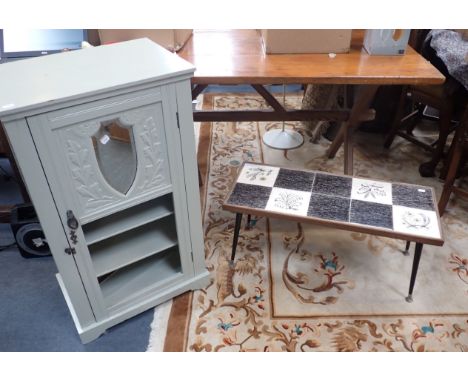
[226,163,441,240]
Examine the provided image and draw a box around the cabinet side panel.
[173,80,207,274]
[2,119,97,329]
[159,85,195,279]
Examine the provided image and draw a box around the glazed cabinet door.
[27,89,172,224]
[26,87,196,320]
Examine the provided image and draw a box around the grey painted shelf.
[89,215,178,277]
[82,193,174,245]
[100,247,182,309]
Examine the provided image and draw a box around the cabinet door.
[27,87,195,318]
[27,89,172,224]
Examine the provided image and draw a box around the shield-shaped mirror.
[91,119,137,195]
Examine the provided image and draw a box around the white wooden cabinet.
[0,39,210,343]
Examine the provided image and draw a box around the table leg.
[247,214,252,228]
[231,213,243,263]
[406,242,423,302]
[403,240,411,256]
[191,84,207,100]
[327,85,379,175]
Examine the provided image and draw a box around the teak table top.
[223,162,444,246]
[178,30,445,86]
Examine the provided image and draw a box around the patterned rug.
[148,93,468,352]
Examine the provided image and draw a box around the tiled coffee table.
[222,162,444,302]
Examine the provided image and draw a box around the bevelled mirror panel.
[91,120,137,195]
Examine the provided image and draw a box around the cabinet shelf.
[82,193,174,245]
[89,215,178,277]
[100,247,182,309]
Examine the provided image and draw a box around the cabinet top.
[0,38,194,119]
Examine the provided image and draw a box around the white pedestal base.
[262,129,304,150]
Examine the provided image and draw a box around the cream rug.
[148,93,468,352]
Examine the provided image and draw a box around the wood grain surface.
[178,30,445,86]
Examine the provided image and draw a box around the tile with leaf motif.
[392,205,441,239]
[236,163,279,187]
[351,178,392,205]
[265,187,312,216]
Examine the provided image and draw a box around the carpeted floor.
[0,158,154,351]
[148,92,468,352]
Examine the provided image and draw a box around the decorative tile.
[351,178,392,205]
[307,194,350,222]
[265,187,311,216]
[392,184,435,211]
[312,173,352,198]
[237,163,279,188]
[350,200,393,229]
[227,183,272,210]
[273,168,315,192]
[392,205,441,239]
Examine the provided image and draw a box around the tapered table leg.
[231,213,243,263]
[403,241,411,256]
[406,242,423,302]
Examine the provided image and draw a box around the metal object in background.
[10,204,51,258]
[262,85,304,150]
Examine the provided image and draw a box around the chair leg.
[384,86,408,149]
[419,105,453,177]
[438,108,468,214]
[440,122,460,180]
[405,104,424,136]
[438,135,464,215]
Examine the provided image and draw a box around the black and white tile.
[273,168,315,192]
[312,173,352,198]
[392,184,435,211]
[266,187,312,216]
[227,183,272,210]
[307,194,351,222]
[350,200,393,229]
[392,205,441,238]
[237,163,279,187]
[351,178,392,205]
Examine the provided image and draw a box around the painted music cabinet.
[0,39,209,343]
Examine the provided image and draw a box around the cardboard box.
[98,29,192,52]
[261,29,352,54]
[363,29,411,55]
[454,29,468,41]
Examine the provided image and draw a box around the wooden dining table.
[177,29,445,175]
